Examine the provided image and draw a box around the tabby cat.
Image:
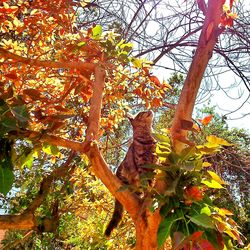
[104,110,156,237]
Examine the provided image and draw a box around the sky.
[149,0,250,132]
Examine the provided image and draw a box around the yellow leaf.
[201,179,224,189]
[13,18,20,27]
[207,171,226,185]
[202,162,211,167]
[218,208,234,216]
[162,80,172,89]
[206,135,233,146]
[3,2,10,8]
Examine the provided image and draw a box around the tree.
[79,0,250,118]
[0,0,247,249]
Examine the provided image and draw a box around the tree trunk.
[135,208,162,250]
[170,0,225,153]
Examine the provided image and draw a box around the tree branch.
[10,130,89,153]
[171,0,225,152]
[85,66,105,141]
[0,48,95,72]
[87,143,140,220]
[84,65,140,219]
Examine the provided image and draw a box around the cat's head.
[127,110,154,128]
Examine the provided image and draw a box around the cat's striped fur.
[105,110,156,237]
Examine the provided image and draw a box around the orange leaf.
[199,115,213,126]
[184,186,204,201]
[142,67,149,75]
[149,75,161,86]
[193,123,201,132]
[151,97,162,108]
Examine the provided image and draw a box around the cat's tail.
[104,199,123,237]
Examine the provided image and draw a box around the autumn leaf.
[207,171,226,185]
[151,97,162,107]
[201,179,224,189]
[198,115,213,126]
[149,75,161,86]
[184,186,204,203]
[5,71,18,80]
[180,119,193,130]
[23,89,42,101]
[206,135,233,146]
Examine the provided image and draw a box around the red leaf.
[149,75,161,86]
[151,97,162,107]
[230,0,234,9]
[198,239,215,250]
[184,186,204,201]
[5,72,18,80]
[23,89,42,100]
[191,231,203,241]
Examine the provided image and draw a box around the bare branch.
[10,130,89,153]
[0,48,95,72]
[87,143,140,220]
[86,66,106,141]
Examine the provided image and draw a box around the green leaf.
[189,214,214,229]
[0,166,14,195]
[77,41,86,47]
[164,175,180,196]
[120,43,133,53]
[168,152,180,164]
[142,164,167,171]
[201,179,224,189]
[181,161,196,171]
[0,99,9,115]
[152,133,170,143]
[116,184,131,192]
[157,216,174,248]
[42,144,60,156]
[1,117,17,133]
[180,146,196,161]
[201,206,211,216]
[12,105,29,126]
[91,25,102,39]
[20,152,33,169]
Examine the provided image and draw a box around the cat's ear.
[127,113,134,122]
